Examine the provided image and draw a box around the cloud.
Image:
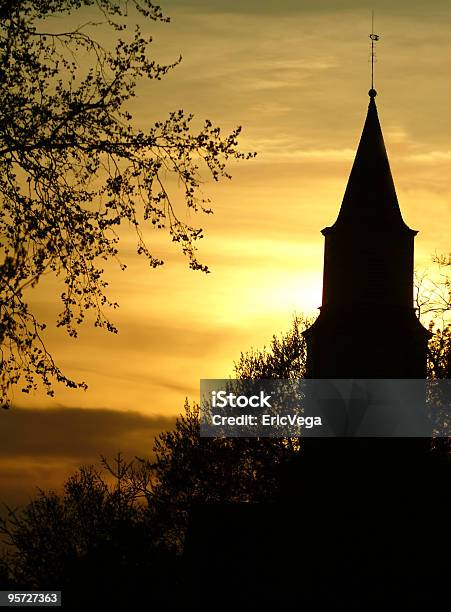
[249,141,356,162]
[166,0,449,16]
[406,151,451,163]
[0,407,178,505]
[0,407,174,461]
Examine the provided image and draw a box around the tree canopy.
[0,0,254,407]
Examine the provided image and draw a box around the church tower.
[303,88,430,378]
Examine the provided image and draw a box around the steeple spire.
[330,91,413,232]
[327,20,413,233]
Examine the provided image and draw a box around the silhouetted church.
[303,88,430,378]
[184,88,448,612]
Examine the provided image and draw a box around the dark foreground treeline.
[0,411,295,610]
[0,318,309,610]
[0,316,449,610]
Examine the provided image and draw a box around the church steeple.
[317,90,419,312]
[331,90,413,232]
[303,88,431,379]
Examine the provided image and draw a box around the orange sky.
[1,0,450,503]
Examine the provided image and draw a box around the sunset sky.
[1,0,450,503]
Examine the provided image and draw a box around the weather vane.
[369,9,380,94]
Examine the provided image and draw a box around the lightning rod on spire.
[369,10,380,95]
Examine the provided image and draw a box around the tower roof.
[327,90,414,233]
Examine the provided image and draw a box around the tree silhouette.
[141,401,297,553]
[0,457,178,610]
[0,319,311,597]
[233,313,310,379]
[0,0,254,407]
[109,316,311,552]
